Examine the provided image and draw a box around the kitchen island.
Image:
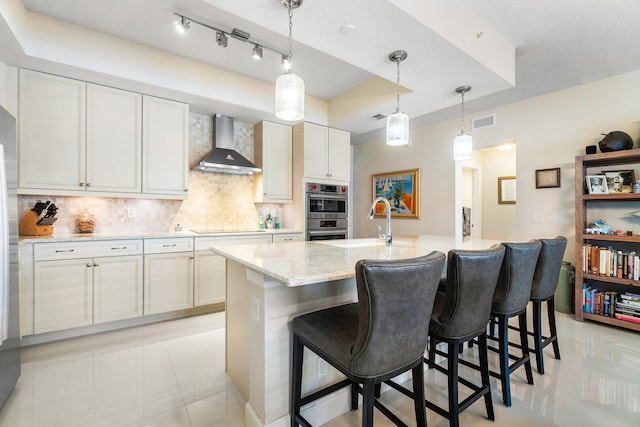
[209,235,499,427]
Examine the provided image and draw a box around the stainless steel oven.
[305,182,348,241]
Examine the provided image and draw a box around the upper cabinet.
[254,120,293,202]
[19,69,87,191]
[18,69,188,199]
[293,122,350,183]
[142,95,189,197]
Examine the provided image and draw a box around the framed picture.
[372,169,420,218]
[535,168,561,189]
[498,176,516,204]
[586,175,608,194]
[601,170,635,193]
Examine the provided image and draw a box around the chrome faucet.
[367,197,392,245]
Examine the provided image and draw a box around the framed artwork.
[585,175,608,194]
[372,169,420,218]
[535,168,561,189]
[601,170,635,193]
[498,176,516,204]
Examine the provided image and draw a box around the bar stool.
[290,252,446,427]
[461,241,542,406]
[425,244,505,427]
[528,236,567,374]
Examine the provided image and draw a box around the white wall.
[353,69,640,264]
[482,148,516,240]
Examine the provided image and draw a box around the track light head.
[175,15,190,34]
[252,45,263,60]
[216,31,228,47]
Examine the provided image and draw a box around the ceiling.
[5,0,640,142]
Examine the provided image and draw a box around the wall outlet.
[317,358,328,378]
[127,207,136,218]
[533,213,544,223]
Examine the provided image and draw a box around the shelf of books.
[575,149,640,332]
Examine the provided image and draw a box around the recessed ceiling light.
[340,24,356,35]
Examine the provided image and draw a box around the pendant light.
[453,85,472,160]
[386,50,409,146]
[275,0,305,121]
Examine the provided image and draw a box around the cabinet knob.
[93,263,99,267]
[190,255,194,260]
[86,183,92,187]
[86,263,92,268]
[79,183,85,187]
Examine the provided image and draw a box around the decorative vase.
[598,131,633,152]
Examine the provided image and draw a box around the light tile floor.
[0,310,638,426]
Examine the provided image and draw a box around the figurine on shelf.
[591,219,611,234]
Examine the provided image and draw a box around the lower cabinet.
[32,240,143,334]
[143,238,194,315]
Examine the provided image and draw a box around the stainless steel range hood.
[193,114,262,175]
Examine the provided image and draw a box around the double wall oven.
[305,182,348,241]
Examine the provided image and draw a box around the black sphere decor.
[598,131,634,152]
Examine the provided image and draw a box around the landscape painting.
[372,169,420,219]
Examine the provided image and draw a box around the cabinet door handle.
[55,249,75,253]
[86,183,92,187]
[93,263,99,267]
[284,238,293,241]
[162,244,177,248]
[111,246,128,250]
[79,183,85,187]
[86,263,92,268]
[190,255,194,260]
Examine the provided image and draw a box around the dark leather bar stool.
[425,244,505,427]
[527,236,567,374]
[461,241,542,407]
[290,252,446,427]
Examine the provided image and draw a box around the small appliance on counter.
[19,200,58,236]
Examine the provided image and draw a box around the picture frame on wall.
[601,170,635,193]
[585,175,608,194]
[372,169,420,219]
[535,168,561,189]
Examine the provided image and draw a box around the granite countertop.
[209,235,500,287]
[18,228,303,244]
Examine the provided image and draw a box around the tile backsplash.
[18,113,288,234]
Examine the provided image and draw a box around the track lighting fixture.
[216,31,228,48]
[173,12,290,67]
[174,15,190,34]
[275,0,305,121]
[252,45,263,60]
[453,85,473,160]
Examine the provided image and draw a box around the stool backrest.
[351,251,446,377]
[493,241,542,315]
[434,244,505,340]
[531,236,567,300]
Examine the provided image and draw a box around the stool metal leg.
[532,300,545,374]
[291,334,304,427]
[351,381,359,410]
[478,333,495,421]
[411,364,427,427]
[518,312,534,385]
[497,315,511,407]
[547,298,561,360]
[362,379,375,427]
[449,341,461,427]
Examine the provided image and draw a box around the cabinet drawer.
[272,233,304,242]
[34,240,143,261]
[144,237,194,254]
[195,234,271,251]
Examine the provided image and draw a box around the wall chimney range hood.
[193,114,262,175]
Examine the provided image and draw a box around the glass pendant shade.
[386,112,410,146]
[275,71,305,121]
[453,133,473,160]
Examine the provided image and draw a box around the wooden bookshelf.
[575,149,640,332]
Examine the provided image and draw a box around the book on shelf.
[581,244,640,279]
[614,313,640,324]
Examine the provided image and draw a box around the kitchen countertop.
[209,234,500,287]
[18,228,302,244]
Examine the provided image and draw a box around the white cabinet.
[19,69,86,191]
[194,234,272,306]
[254,121,293,202]
[144,238,194,315]
[293,122,350,183]
[142,96,189,198]
[86,83,142,193]
[31,240,143,334]
[18,69,188,199]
